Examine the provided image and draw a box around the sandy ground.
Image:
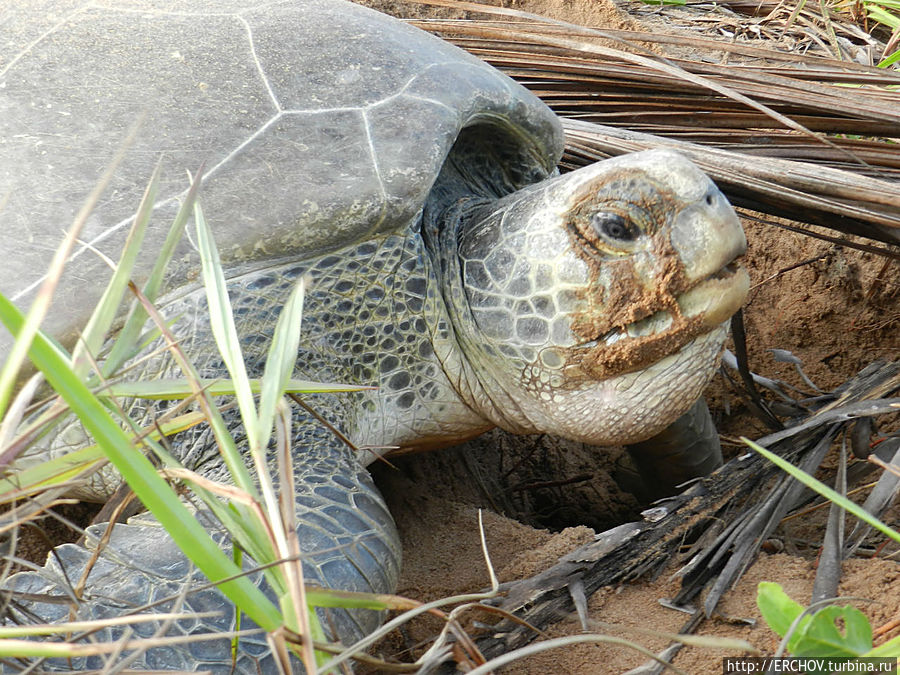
[12,1,900,673]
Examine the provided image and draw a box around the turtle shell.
[0,0,563,355]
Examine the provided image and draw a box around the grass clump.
[0,169,385,672]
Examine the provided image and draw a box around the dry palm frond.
[413,3,900,247]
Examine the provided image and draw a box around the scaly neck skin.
[319,228,495,457]
[96,231,496,477]
[207,231,496,458]
[424,196,547,436]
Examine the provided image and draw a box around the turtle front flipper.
[620,397,723,502]
[1,425,399,672]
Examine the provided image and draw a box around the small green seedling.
[758,582,872,657]
[758,582,900,662]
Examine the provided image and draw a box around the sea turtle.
[0,0,749,671]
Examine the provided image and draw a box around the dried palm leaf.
[633,0,889,63]
[412,2,900,248]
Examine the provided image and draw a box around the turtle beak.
[670,179,749,328]
[671,181,747,282]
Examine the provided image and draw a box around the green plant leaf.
[184,488,281,587]
[103,170,201,376]
[868,4,900,28]
[72,163,160,378]
[124,282,280,574]
[878,48,900,67]
[757,581,811,653]
[758,583,875,659]
[864,633,900,657]
[0,122,140,420]
[792,605,873,657]
[103,377,372,400]
[0,444,106,497]
[131,286,261,500]
[256,278,305,454]
[303,587,391,610]
[193,200,258,439]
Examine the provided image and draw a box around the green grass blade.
[864,633,900,657]
[122,239,284,576]
[0,292,282,632]
[303,588,391,611]
[0,123,142,420]
[0,444,106,496]
[256,278,305,456]
[187,493,285,593]
[71,163,161,378]
[162,207,256,498]
[193,200,259,441]
[868,4,900,28]
[142,170,203,304]
[156,462,282,584]
[103,171,201,376]
[744,437,900,545]
[112,408,281,580]
[244,281,309,623]
[878,48,900,67]
[0,408,216,498]
[126,279,260,500]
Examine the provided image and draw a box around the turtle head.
[443,149,749,445]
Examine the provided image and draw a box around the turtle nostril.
[704,190,716,207]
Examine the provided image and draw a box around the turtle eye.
[591,212,639,242]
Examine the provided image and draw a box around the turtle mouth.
[588,261,748,349]
[679,260,750,327]
[568,260,749,376]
